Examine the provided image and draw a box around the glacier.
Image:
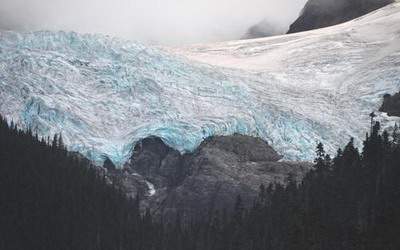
[1,2,400,166]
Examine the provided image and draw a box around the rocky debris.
[288,0,394,34]
[119,134,312,220]
[380,91,400,117]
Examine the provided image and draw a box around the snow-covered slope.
[1,2,400,165]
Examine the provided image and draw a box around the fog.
[0,0,307,45]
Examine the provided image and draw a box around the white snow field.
[1,2,400,165]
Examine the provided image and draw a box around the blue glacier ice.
[1,2,400,166]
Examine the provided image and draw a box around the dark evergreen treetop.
[1,114,400,250]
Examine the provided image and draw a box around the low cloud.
[0,0,307,45]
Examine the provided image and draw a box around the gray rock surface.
[106,169,150,199]
[118,134,312,220]
[242,19,283,39]
[130,136,188,188]
[288,0,394,34]
[380,91,400,117]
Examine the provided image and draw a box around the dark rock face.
[103,157,116,171]
[288,0,394,34]
[200,135,283,162]
[242,20,283,39]
[380,91,400,117]
[130,136,187,188]
[106,169,150,199]
[121,135,312,220]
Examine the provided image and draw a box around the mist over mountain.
[242,19,285,39]
[0,0,306,45]
[243,0,395,39]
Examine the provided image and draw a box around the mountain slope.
[242,19,284,39]
[288,0,394,33]
[1,2,400,166]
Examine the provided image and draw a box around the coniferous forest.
[1,114,400,250]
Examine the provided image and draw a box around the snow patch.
[145,181,156,197]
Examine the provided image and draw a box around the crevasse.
[0,3,400,166]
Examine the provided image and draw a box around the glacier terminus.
[1,2,400,166]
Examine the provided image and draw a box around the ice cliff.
[1,2,400,165]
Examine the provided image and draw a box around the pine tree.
[315,142,326,168]
[393,123,400,144]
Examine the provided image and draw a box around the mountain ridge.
[288,0,394,34]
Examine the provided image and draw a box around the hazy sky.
[0,0,307,45]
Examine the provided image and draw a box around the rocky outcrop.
[242,19,283,39]
[288,0,394,34]
[117,134,312,220]
[129,136,188,188]
[380,92,400,117]
[104,168,149,199]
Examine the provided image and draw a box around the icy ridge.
[1,3,400,166]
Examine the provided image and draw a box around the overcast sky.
[0,0,307,45]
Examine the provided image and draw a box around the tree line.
[1,114,399,250]
[0,115,159,250]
